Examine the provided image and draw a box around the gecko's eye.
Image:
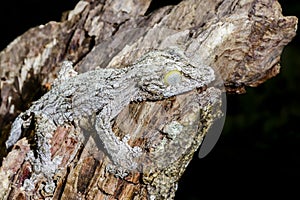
[163,70,182,86]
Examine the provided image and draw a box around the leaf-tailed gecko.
[5,49,216,191]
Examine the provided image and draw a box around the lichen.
[162,121,183,139]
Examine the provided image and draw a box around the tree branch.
[0,0,297,199]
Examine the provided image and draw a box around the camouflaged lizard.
[5,49,216,192]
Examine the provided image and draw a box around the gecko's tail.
[6,116,23,149]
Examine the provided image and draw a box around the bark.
[0,0,297,199]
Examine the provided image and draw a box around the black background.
[0,0,299,199]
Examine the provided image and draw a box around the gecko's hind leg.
[22,113,62,194]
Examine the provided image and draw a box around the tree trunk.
[0,0,297,199]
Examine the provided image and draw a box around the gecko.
[5,49,216,192]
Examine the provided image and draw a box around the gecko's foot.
[109,134,143,170]
[105,164,129,179]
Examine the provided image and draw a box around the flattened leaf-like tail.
[6,116,23,149]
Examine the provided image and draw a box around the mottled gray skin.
[6,49,215,180]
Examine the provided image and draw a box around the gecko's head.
[137,50,215,99]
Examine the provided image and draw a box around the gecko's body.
[6,49,215,191]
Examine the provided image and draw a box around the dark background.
[0,0,299,199]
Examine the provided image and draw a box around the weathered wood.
[0,0,297,199]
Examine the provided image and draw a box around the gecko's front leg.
[94,105,142,177]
